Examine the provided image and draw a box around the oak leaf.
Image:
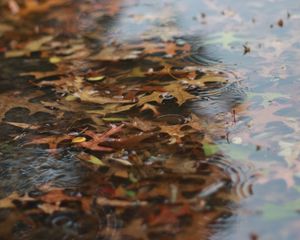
[25,134,73,152]
[78,124,124,151]
[0,91,52,121]
[164,83,197,105]
[137,91,163,106]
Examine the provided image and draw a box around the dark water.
[0,0,300,239]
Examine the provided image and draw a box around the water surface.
[0,0,300,239]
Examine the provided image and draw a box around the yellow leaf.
[25,36,53,52]
[87,155,105,166]
[5,50,26,58]
[49,56,62,64]
[87,76,105,81]
[72,137,86,143]
[65,95,78,101]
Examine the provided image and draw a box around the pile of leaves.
[0,0,242,239]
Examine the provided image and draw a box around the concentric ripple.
[209,156,257,199]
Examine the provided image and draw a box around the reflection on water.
[0,0,299,239]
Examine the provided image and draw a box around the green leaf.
[87,155,105,166]
[126,190,136,198]
[203,143,219,156]
[103,117,128,122]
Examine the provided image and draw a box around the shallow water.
[0,0,300,239]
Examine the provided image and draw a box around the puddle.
[0,0,300,239]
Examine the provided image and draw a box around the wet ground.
[0,0,300,239]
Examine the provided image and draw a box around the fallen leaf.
[96,197,147,207]
[164,83,197,105]
[0,91,52,121]
[25,134,73,151]
[78,124,124,151]
[72,137,87,143]
[4,121,40,130]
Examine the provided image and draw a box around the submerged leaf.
[87,76,105,81]
[72,137,87,143]
[203,143,219,157]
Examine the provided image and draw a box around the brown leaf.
[130,117,158,132]
[77,89,133,105]
[111,132,155,149]
[137,91,163,106]
[0,192,33,209]
[5,36,53,58]
[0,192,22,208]
[90,46,141,61]
[87,103,136,116]
[37,203,66,214]
[96,197,147,207]
[164,83,197,105]
[140,103,160,116]
[25,134,73,151]
[5,121,40,130]
[79,124,124,151]
[185,114,204,132]
[148,204,190,226]
[0,91,52,121]
[159,124,185,144]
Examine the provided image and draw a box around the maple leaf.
[78,124,124,151]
